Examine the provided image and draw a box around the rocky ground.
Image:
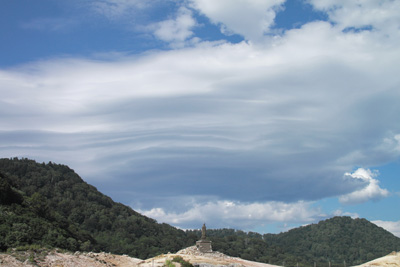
[138,246,279,267]
[0,247,399,267]
[0,250,142,267]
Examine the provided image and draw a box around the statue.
[201,223,207,240]
[196,223,212,253]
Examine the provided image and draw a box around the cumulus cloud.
[187,0,285,40]
[147,7,199,46]
[372,220,400,238]
[140,200,323,230]
[339,168,389,205]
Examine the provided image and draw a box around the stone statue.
[201,223,207,240]
[196,223,212,253]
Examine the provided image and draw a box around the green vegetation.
[164,256,193,267]
[164,259,176,267]
[1,157,400,266]
[263,216,400,266]
[0,158,196,259]
[0,171,94,252]
[172,255,193,267]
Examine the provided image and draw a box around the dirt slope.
[353,251,400,267]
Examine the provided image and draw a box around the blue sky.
[1,0,400,236]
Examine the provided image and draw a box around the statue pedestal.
[196,239,212,253]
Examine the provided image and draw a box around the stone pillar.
[196,240,212,253]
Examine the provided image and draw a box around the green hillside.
[1,157,400,266]
[0,158,196,258]
[0,171,96,252]
[264,216,400,266]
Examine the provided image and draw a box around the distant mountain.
[1,158,399,266]
[0,158,196,258]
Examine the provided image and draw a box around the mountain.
[201,217,400,266]
[1,157,400,266]
[0,158,196,258]
[263,216,400,266]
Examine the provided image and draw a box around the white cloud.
[188,0,285,41]
[308,0,400,35]
[383,134,400,153]
[339,168,389,205]
[139,200,323,229]
[372,220,400,238]
[148,7,198,46]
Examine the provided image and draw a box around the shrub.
[172,255,193,267]
[165,259,175,267]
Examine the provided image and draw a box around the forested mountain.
[196,217,400,266]
[263,216,400,265]
[1,158,400,266]
[0,158,196,258]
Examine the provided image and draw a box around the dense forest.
[0,158,196,258]
[1,158,400,266]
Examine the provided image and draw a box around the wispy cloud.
[308,0,400,34]
[90,0,153,19]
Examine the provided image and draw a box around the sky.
[1,0,400,237]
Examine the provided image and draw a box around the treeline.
[1,158,400,266]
